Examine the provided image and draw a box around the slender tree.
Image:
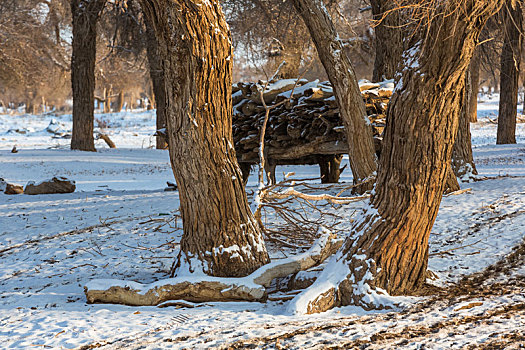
[292,0,377,189]
[144,16,168,149]
[139,0,270,277]
[452,71,478,179]
[292,0,503,313]
[70,0,106,151]
[497,0,523,144]
[468,48,480,122]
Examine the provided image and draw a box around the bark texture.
[371,0,403,81]
[497,0,523,144]
[144,16,168,149]
[298,0,503,313]
[292,0,377,186]
[70,0,105,151]
[140,0,269,277]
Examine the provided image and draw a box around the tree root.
[84,229,343,306]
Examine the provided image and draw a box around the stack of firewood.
[232,79,394,164]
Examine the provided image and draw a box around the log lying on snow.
[85,230,343,306]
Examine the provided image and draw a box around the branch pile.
[232,79,393,164]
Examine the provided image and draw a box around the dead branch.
[84,230,342,305]
[262,188,370,204]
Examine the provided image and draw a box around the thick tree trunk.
[497,0,523,144]
[292,0,502,313]
[140,0,269,277]
[292,0,377,188]
[70,0,105,151]
[144,16,168,149]
[469,48,480,122]
[452,72,478,180]
[370,0,403,82]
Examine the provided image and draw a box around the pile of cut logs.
[232,79,394,183]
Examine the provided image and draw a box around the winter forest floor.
[0,95,524,349]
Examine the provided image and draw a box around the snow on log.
[84,229,343,306]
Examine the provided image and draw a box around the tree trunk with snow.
[70,0,105,151]
[371,0,403,82]
[144,15,168,149]
[497,0,523,144]
[294,0,503,314]
[292,0,377,189]
[140,0,269,277]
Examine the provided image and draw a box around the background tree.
[452,71,478,179]
[139,0,270,277]
[370,0,403,81]
[144,15,168,149]
[0,0,71,113]
[70,0,107,151]
[497,0,523,144]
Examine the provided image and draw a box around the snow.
[1,96,525,348]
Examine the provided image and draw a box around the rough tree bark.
[292,0,503,313]
[371,0,403,82]
[452,71,478,179]
[292,0,377,188]
[144,16,168,149]
[468,48,480,122]
[140,0,269,277]
[70,0,106,151]
[497,0,523,144]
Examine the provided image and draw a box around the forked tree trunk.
[469,48,480,122]
[144,16,168,149]
[497,0,523,144]
[70,0,105,151]
[370,0,403,81]
[140,0,269,277]
[295,0,503,313]
[292,0,377,189]
[452,71,478,180]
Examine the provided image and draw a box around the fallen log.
[84,230,343,306]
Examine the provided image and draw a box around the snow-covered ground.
[1,96,524,349]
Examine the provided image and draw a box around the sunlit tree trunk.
[140,0,270,277]
[296,0,503,313]
[292,0,377,189]
[70,0,106,151]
